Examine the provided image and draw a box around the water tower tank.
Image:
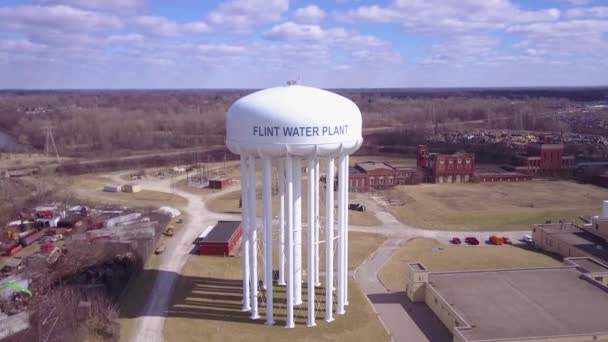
[226,85,363,157]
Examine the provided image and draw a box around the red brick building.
[198,220,242,256]
[512,137,575,175]
[417,145,475,183]
[348,161,418,192]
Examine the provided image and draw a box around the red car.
[503,237,513,245]
[465,237,480,245]
[450,237,462,244]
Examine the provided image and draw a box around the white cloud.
[565,6,608,18]
[264,21,387,48]
[107,33,144,45]
[293,5,326,24]
[0,39,48,54]
[422,35,499,65]
[207,0,289,33]
[0,5,123,33]
[133,16,210,37]
[42,0,147,15]
[336,0,560,33]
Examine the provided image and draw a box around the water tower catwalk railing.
[239,153,351,328]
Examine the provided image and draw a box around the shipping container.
[20,230,45,247]
[7,244,23,256]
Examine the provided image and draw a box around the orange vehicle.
[490,235,505,245]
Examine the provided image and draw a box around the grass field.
[70,176,188,208]
[0,152,72,167]
[379,238,563,292]
[206,184,381,227]
[385,180,608,230]
[163,232,388,342]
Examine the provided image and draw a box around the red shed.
[198,221,242,256]
[208,178,233,189]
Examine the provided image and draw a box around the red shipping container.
[8,244,23,256]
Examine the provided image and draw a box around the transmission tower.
[44,126,60,163]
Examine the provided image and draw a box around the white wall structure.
[226,85,363,328]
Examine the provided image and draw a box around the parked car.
[523,234,533,244]
[490,235,505,245]
[450,237,461,244]
[348,203,366,212]
[155,244,166,255]
[465,237,480,245]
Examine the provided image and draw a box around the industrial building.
[474,168,532,183]
[417,145,475,183]
[405,258,608,342]
[197,220,242,256]
[348,161,418,192]
[511,136,575,176]
[532,201,608,265]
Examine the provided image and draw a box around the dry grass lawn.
[385,180,607,230]
[206,184,382,227]
[0,152,73,167]
[379,238,563,292]
[70,175,188,208]
[163,232,388,342]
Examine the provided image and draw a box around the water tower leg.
[278,159,286,286]
[345,155,350,306]
[336,155,345,315]
[240,157,251,312]
[294,159,303,305]
[263,158,275,325]
[248,156,260,320]
[314,159,321,287]
[325,157,335,323]
[286,157,295,328]
[307,158,316,327]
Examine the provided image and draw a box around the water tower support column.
[278,159,286,286]
[294,160,303,305]
[248,156,260,319]
[344,155,350,305]
[263,158,274,325]
[325,157,335,323]
[240,156,251,311]
[286,157,295,328]
[336,154,345,314]
[314,159,321,287]
[307,158,316,327]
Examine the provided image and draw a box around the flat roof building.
[405,258,608,342]
[348,161,419,192]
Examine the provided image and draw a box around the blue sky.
[0,0,607,88]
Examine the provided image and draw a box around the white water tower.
[226,85,363,328]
